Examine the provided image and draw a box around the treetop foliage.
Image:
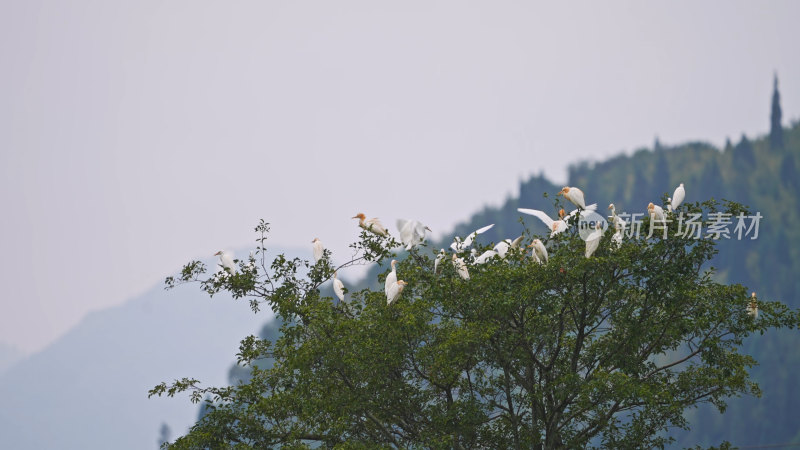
[152,197,798,449]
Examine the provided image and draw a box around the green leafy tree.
[152,201,797,449]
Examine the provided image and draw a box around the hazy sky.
[1,0,798,354]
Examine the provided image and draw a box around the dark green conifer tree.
[770,74,783,150]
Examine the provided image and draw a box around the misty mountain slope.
[0,341,22,376]
[0,250,297,450]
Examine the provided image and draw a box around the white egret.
[494,236,524,259]
[611,229,623,248]
[607,204,627,229]
[529,239,548,264]
[608,204,626,248]
[671,183,686,211]
[385,260,397,297]
[452,254,470,280]
[386,280,408,306]
[558,186,588,209]
[518,205,597,237]
[584,223,603,258]
[747,292,758,318]
[647,202,666,223]
[397,219,431,250]
[246,251,256,271]
[311,238,324,263]
[518,208,568,237]
[473,249,498,265]
[333,271,345,303]
[214,250,236,275]
[450,224,495,253]
[529,248,541,264]
[352,213,389,236]
[434,249,446,274]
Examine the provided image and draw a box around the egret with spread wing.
[450,224,495,252]
[397,219,431,250]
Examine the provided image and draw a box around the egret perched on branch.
[397,219,431,250]
[452,254,470,280]
[214,250,236,275]
[434,249,446,274]
[671,183,686,212]
[333,271,345,303]
[607,204,627,228]
[384,260,397,297]
[494,236,524,259]
[608,204,626,248]
[386,280,408,306]
[450,224,495,253]
[529,239,548,264]
[352,213,389,236]
[473,249,498,265]
[584,223,603,258]
[518,208,568,237]
[311,238,324,263]
[747,292,758,318]
[647,202,666,223]
[518,205,597,237]
[558,186,588,209]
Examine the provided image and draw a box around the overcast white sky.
[1,0,798,354]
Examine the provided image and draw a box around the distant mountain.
[0,341,23,376]
[0,248,300,450]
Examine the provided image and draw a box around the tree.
[770,73,783,150]
[151,202,797,449]
[158,422,171,448]
[732,134,755,171]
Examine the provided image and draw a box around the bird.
[246,251,256,271]
[452,254,470,280]
[384,260,397,297]
[494,236,525,259]
[473,249,498,265]
[311,238,324,263]
[558,186,588,209]
[352,213,389,236]
[647,202,666,223]
[529,239,548,264]
[333,271,345,302]
[529,248,541,264]
[450,224,495,253]
[584,223,603,258]
[386,280,408,306]
[608,204,626,248]
[611,228,623,248]
[434,249,446,274]
[396,219,431,250]
[214,250,236,275]
[671,183,686,212]
[747,292,758,318]
[518,205,598,237]
[607,204,627,229]
[518,208,569,237]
